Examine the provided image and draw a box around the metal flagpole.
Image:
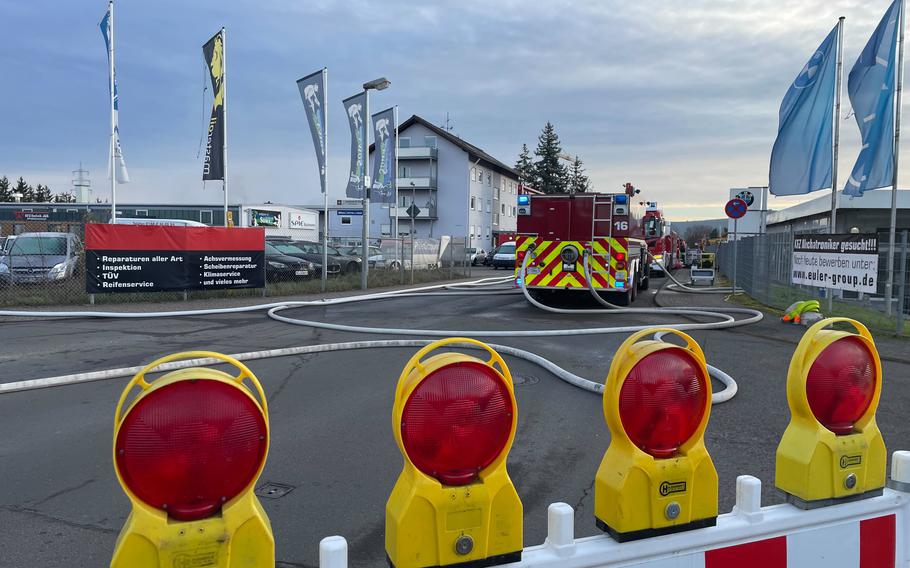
[321,68,329,293]
[393,105,400,278]
[221,27,229,227]
[361,90,370,290]
[831,17,846,235]
[829,16,846,312]
[108,1,116,221]
[886,0,905,315]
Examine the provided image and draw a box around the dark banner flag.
[343,92,367,198]
[203,30,225,181]
[297,69,327,193]
[370,106,397,203]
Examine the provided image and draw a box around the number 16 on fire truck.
[515,183,649,306]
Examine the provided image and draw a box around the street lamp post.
[410,181,416,284]
[360,77,391,290]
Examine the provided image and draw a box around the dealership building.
[766,189,910,235]
[0,202,318,240]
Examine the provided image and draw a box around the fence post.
[897,230,908,334]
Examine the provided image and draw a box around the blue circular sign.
[725,198,748,220]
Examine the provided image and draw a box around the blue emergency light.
[518,195,530,206]
[615,195,628,205]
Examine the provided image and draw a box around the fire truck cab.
[642,202,683,275]
[515,184,649,305]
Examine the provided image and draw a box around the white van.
[112,218,208,227]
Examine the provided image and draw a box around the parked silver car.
[0,232,82,285]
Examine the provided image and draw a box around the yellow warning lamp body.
[776,318,886,508]
[110,351,274,568]
[386,338,522,568]
[595,328,717,542]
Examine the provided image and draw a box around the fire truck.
[642,202,685,274]
[514,183,649,305]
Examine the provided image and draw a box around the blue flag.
[100,2,129,184]
[845,0,901,197]
[769,25,839,196]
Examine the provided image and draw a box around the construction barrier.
[108,319,908,567]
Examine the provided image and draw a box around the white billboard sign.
[791,234,878,293]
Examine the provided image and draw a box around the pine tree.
[532,122,568,194]
[13,177,34,202]
[0,176,11,202]
[514,144,534,185]
[568,155,591,194]
[34,184,53,202]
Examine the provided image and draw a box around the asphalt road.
[1,269,909,567]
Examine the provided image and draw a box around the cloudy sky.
[0,0,903,220]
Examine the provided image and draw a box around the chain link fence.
[0,225,478,307]
[716,230,910,333]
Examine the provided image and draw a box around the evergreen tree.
[34,184,53,202]
[532,122,568,194]
[13,177,34,202]
[568,155,591,194]
[514,144,534,186]
[0,176,11,202]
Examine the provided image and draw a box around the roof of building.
[766,189,910,226]
[372,114,519,180]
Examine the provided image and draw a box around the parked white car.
[492,241,516,270]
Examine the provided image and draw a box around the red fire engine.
[642,202,685,273]
[515,183,649,305]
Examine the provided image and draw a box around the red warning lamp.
[110,351,274,568]
[401,361,513,486]
[115,379,268,521]
[615,252,626,261]
[618,349,708,459]
[805,336,876,436]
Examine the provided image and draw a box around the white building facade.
[328,115,520,251]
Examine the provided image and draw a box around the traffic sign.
[725,198,748,220]
[406,204,421,219]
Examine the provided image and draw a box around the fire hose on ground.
[0,254,762,402]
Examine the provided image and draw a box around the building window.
[487,173,492,185]
[470,196,475,210]
[471,167,476,182]
[501,203,505,214]
[512,206,517,216]
[493,213,500,225]
[424,135,437,148]
[399,165,411,178]
[486,199,491,213]
[136,209,148,217]
[341,216,352,225]
[399,137,410,148]
[476,168,483,182]
[495,188,500,199]
[200,210,214,224]
[381,224,391,235]
[470,225,475,238]
[400,195,410,207]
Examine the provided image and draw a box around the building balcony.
[398,177,437,190]
[398,147,438,160]
[392,205,438,220]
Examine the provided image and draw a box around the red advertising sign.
[85,224,265,293]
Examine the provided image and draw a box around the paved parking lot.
[2,271,909,567]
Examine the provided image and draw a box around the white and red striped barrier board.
[316,452,910,568]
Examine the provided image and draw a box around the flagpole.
[361,89,370,291]
[108,0,116,220]
[222,27,228,227]
[828,16,846,313]
[393,105,399,248]
[321,68,329,293]
[886,0,905,315]
[831,17,845,235]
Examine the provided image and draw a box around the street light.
[410,181,416,284]
[361,76,392,290]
